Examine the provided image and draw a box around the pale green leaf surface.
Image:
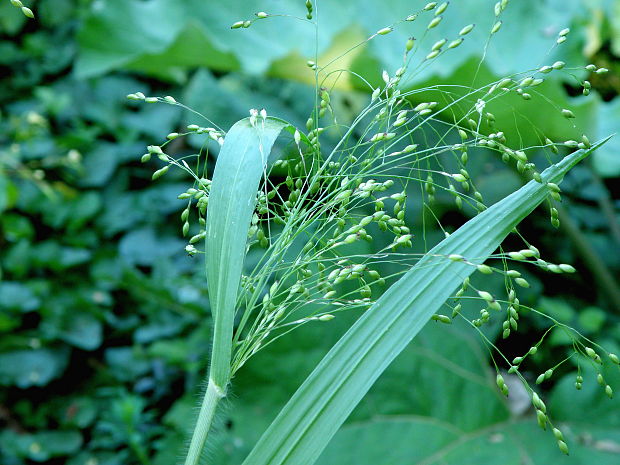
[242,138,609,465]
[0,348,69,388]
[76,0,348,79]
[317,418,620,465]
[593,98,620,177]
[206,116,289,385]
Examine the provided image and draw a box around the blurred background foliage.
[0,0,619,464]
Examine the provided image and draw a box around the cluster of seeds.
[131,0,618,453]
[8,0,34,18]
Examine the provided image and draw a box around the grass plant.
[127,1,615,463]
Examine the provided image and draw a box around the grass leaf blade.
[206,116,288,387]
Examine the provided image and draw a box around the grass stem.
[184,378,226,465]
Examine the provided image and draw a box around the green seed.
[459,24,475,35]
[536,409,547,430]
[427,16,442,29]
[532,392,545,411]
[585,347,597,359]
[514,278,530,288]
[152,166,170,180]
[477,264,493,274]
[435,2,448,15]
[432,39,447,51]
[21,6,34,18]
[431,314,451,324]
[559,264,576,273]
[377,27,393,35]
[561,109,575,119]
[557,440,569,455]
[406,37,415,52]
[448,38,464,49]
[488,301,501,311]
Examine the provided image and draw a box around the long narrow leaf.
[242,138,610,465]
[206,116,288,387]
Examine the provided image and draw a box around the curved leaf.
[206,116,288,386]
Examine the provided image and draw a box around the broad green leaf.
[76,0,347,79]
[0,348,69,388]
[0,430,83,462]
[318,418,620,465]
[206,116,289,386]
[242,138,609,465]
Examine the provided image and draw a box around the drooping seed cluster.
[127,0,616,454]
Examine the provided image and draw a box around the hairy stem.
[184,378,226,465]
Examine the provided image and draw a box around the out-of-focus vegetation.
[1,1,619,464]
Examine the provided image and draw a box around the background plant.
[1,1,619,464]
